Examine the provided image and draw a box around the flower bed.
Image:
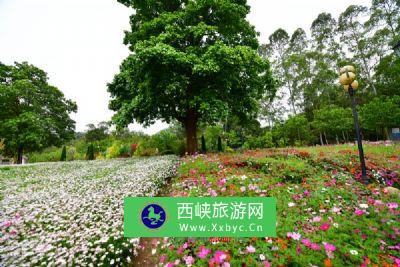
[156,147,399,266]
[0,156,178,266]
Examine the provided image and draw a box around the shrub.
[28,147,62,163]
[217,136,223,152]
[151,128,185,155]
[106,143,120,159]
[60,146,67,161]
[86,144,95,160]
[134,139,159,157]
[119,144,130,157]
[130,143,138,154]
[135,144,158,157]
[201,135,206,153]
[67,147,77,161]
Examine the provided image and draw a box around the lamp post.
[339,65,368,184]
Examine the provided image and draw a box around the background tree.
[108,0,274,154]
[308,13,343,113]
[338,5,379,95]
[0,62,77,163]
[360,96,400,140]
[312,106,353,145]
[282,115,313,146]
[85,121,110,142]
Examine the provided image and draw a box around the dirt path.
[132,177,174,267]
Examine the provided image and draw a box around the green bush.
[201,135,206,153]
[60,146,67,161]
[67,147,79,161]
[106,142,121,159]
[118,144,130,157]
[243,132,274,149]
[217,136,223,152]
[28,147,62,163]
[86,144,95,160]
[148,128,185,155]
[135,140,159,157]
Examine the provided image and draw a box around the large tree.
[108,0,274,154]
[0,62,77,163]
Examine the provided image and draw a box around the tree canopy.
[0,62,77,163]
[108,0,275,153]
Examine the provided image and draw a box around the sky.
[0,0,370,134]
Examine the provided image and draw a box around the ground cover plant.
[0,156,178,266]
[154,144,399,266]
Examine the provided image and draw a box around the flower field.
[156,144,399,266]
[0,156,178,266]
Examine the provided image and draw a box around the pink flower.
[197,246,211,259]
[287,232,301,240]
[312,216,322,222]
[332,207,341,213]
[207,188,217,197]
[264,261,271,267]
[213,250,227,264]
[387,202,398,210]
[355,209,364,216]
[296,244,301,255]
[160,254,166,263]
[246,245,256,253]
[310,243,321,251]
[2,220,12,228]
[301,239,311,247]
[164,263,174,267]
[177,246,184,255]
[324,242,336,252]
[303,190,310,197]
[184,255,194,266]
[217,178,226,186]
[320,223,330,231]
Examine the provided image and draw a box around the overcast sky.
[0,0,370,134]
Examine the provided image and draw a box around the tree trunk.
[17,145,23,164]
[324,132,329,145]
[185,109,198,154]
[384,127,389,141]
[320,132,324,146]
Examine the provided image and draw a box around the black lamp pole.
[347,85,368,184]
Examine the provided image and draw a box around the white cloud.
[0,0,370,134]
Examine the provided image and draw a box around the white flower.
[359,204,368,209]
[288,202,296,207]
[259,254,266,261]
[0,156,178,265]
[350,250,358,255]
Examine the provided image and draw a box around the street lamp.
[339,65,368,184]
[393,40,400,57]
